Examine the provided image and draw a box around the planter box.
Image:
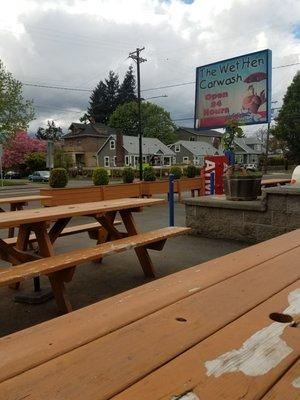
[141,180,178,197]
[40,186,102,206]
[102,182,142,200]
[224,177,262,201]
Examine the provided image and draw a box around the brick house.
[62,122,118,168]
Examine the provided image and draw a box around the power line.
[21,61,300,94]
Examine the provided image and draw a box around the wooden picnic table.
[0,195,52,237]
[0,228,299,399]
[0,198,166,311]
[261,178,291,187]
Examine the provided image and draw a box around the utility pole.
[129,47,147,180]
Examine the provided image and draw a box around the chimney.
[115,129,125,167]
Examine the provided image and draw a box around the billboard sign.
[195,49,272,129]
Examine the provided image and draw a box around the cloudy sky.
[1,0,300,135]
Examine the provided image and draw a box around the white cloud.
[1,0,300,134]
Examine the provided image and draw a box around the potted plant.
[222,121,262,200]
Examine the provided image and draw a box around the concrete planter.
[224,176,262,201]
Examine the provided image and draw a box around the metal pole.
[169,174,174,226]
[210,172,215,195]
[136,48,143,181]
[264,122,270,174]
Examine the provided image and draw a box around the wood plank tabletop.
[0,198,165,228]
[0,195,52,205]
[0,228,299,400]
[261,178,291,186]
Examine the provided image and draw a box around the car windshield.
[38,171,50,177]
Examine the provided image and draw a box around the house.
[62,122,118,168]
[177,126,223,148]
[97,135,175,168]
[169,140,220,166]
[233,137,263,165]
[244,137,265,153]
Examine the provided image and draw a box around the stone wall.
[185,186,300,243]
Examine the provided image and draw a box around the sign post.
[46,141,54,169]
[195,49,272,130]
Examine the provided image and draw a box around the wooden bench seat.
[4,220,122,246]
[0,226,190,312]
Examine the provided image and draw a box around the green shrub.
[143,166,156,181]
[92,168,109,185]
[170,166,182,180]
[49,168,68,188]
[185,165,197,178]
[268,156,285,166]
[122,167,135,183]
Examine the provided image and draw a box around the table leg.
[8,203,26,238]
[32,221,73,313]
[119,210,155,278]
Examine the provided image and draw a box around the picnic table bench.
[0,228,299,399]
[0,198,190,313]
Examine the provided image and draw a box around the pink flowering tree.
[2,131,46,170]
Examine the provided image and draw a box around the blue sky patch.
[293,23,300,38]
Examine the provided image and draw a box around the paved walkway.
[0,201,246,337]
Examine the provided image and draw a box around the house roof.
[63,123,117,139]
[171,140,220,156]
[98,135,175,156]
[178,126,223,138]
[234,138,259,154]
[244,137,262,145]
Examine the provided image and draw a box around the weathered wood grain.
[0,230,299,385]
[0,250,299,399]
[112,282,300,400]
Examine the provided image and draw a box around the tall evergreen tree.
[118,66,137,104]
[273,72,300,164]
[86,80,109,123]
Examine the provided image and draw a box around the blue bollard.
[169,173,174,226]
[210,172,215,195]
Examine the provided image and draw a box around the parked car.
[244,163,258,172]
[4,171,21,179]
[28,171,50,182]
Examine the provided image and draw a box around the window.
[189,137,195,141]
[142,156,147,163]
[164,157,171,166]
[183,156,189,164]
[175,145,180,152]
[113,156,116,167]
[104,156,109,167]
[110,140,115,150]
[125,155,130,166]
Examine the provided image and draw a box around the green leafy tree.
[118,66,136,105]
[25,152,46,172]
[0,60,35,142]
[273,72,300,164]
[36,120,63,141]
[54,148,73,170]
[108,101,177,144]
